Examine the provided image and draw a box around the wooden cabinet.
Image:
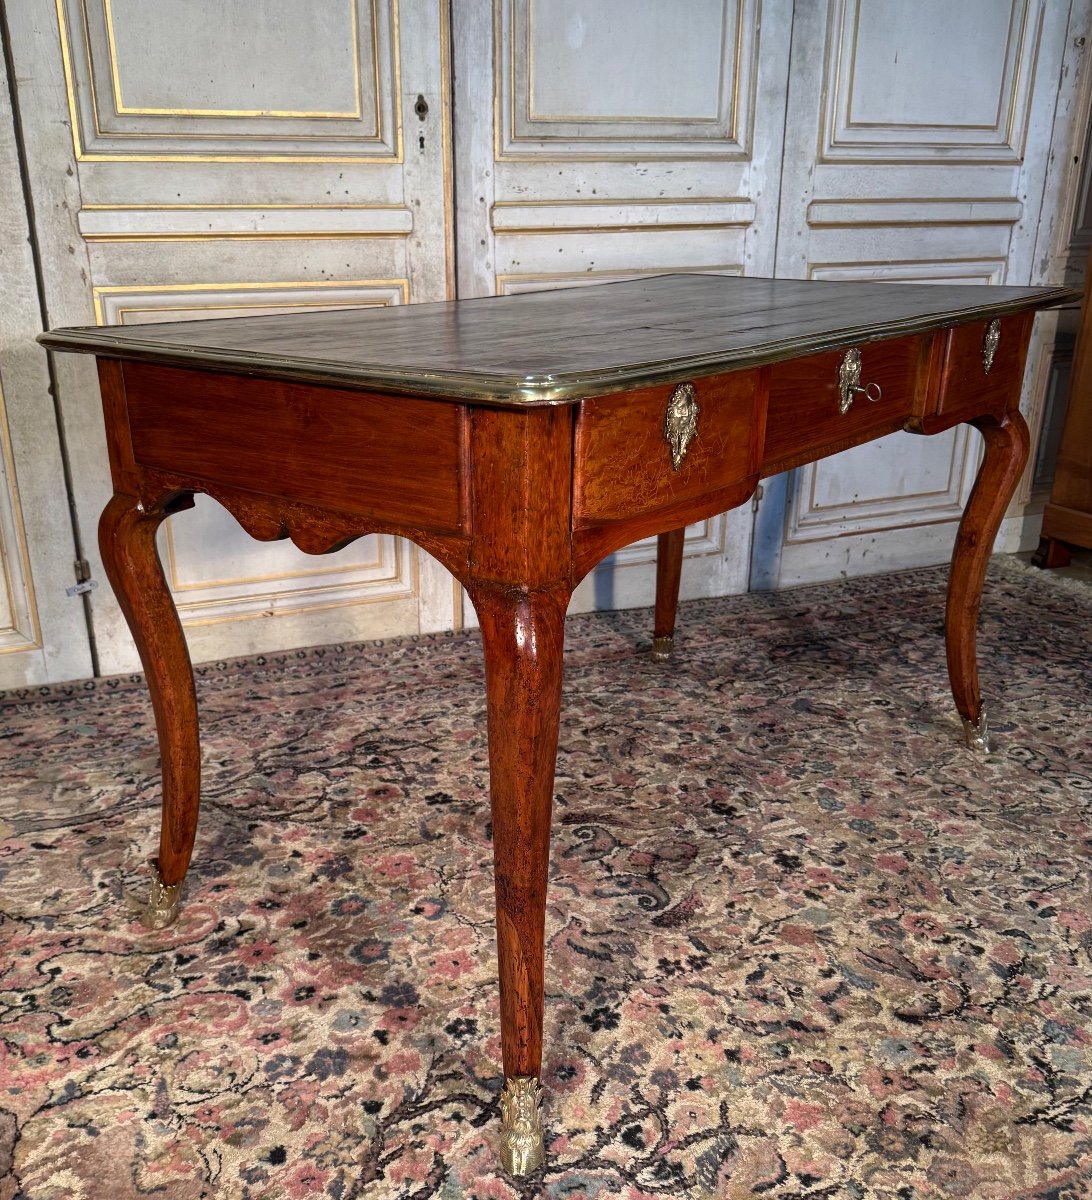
[1034,271,1092,566]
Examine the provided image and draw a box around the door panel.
[0,42,93,688]
[460,0,790,293]
[5,1,1086,684]
[6,0,455,675]
[454,0,793,613]
[760,0,1073,589]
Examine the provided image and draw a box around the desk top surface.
[41,273,1076,406]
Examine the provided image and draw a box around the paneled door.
[4,0,455,676]
[756,0,1077,588]
[0,42,94,689]
[452,0,793,614]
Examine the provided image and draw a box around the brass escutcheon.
[663,382,699,470]
[982,319,1001,373]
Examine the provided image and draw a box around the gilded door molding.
[55,0,403,161]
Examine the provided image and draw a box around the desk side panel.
[121,362,468,533]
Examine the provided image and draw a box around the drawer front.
[123,362,467,531]
[573,370,763,524]
[933,314,1031,418]
[763,336,927,468]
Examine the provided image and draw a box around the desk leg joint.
[945,411,1029,754]
[652,529,685,660]
[468,581,566,1177]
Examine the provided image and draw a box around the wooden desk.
[41,273,1073,1175]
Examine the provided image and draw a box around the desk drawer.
[573,370,763,524]
[933,314,1031,418]
[763,336,928,468]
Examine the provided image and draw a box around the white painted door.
[755,0,1078,588]
[1015,1,1091,533]
[5,0,456,676]
[0,43,94,689]
[452,0,793,615]
[5,1,1087,686]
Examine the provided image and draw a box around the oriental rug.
[1,556,1090,1200]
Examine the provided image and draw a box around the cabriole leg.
[946,412,1030,753]
[98,491,199,927]
[470,583,567,1175]
[651,527,685,660]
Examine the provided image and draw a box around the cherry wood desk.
[41,273,1073,1174]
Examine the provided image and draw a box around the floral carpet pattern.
[1,557,1091,1200]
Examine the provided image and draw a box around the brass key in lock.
[838,347,883,414]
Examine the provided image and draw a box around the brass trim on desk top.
[39,274,1079,408]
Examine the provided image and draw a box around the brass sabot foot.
[498,1075,544,1175]
[127,872,183,929]
[650,635,675,662]
[961,709,991,755]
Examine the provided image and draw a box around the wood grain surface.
[573,370,763,523]
[464,405,574,1084]
[123,361,468,532]
[39,273,1075,406]
[763,335,929,468]
[945,412,1031,725]
[933,314,1031,420]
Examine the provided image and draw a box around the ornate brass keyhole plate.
[982,319,1001,374]
[663,382,699,470]
[838,347,862,414]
